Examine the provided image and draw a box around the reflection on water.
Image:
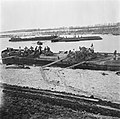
[0,35,120,54]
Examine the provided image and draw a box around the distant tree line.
[1,22,120,37]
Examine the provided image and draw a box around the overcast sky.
[0,0,120,31]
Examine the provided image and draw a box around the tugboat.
[37,41,43,45]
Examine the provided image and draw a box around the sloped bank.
[1,83,120,118]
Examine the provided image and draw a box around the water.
[0,34,120,55]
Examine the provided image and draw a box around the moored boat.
[1,47,68,66]
[9,35,58,42]
[1,46,120,71]
[37,41,43,45]
[51,36,102,42]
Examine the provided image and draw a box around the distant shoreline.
[0,22,120,38]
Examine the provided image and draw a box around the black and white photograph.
[0,0,120,118]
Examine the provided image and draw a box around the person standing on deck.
[38,45,42,54]
[113,50,117,60]
[30,46,34,53]
[18,46,22,56]
[90,43,94,53]
[46,46,50,52]
[24,46,29,56]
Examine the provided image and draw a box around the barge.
[9,35,58,42]
[51,36,102,42]
[1,47,120,71]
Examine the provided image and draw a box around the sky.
[0,0,120,31]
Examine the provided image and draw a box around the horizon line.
[1,22,120,33]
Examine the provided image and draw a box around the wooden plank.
[42,56,67,68]
[87,56,113,63]
[39,67,48,82]
[1,56,17,60]
[66,61,86,69]
[95,52,120,55]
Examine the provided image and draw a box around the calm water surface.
[0,35,120,56]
